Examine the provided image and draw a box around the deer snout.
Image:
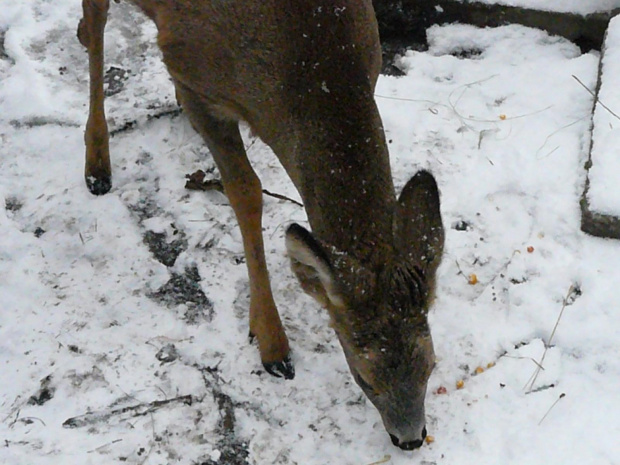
[379,393,428,451]
[389,426,427,450]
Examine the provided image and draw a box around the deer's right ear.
[395,170,445,275]
[285,224,345,308]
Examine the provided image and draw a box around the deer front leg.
[175,87,293,379]
[78,0,112,195]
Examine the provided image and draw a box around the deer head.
[286,170,444,450]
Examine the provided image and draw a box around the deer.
[78,0,444,450]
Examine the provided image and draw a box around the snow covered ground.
[1,2,619,465]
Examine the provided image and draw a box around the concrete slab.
[581,14,620,239]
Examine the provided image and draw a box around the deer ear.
[285,224,345,308]
[395,170,445,275]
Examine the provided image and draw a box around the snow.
[454,0,620,16]
[587,15,620,215]
[2,2,620,465]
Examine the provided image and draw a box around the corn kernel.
[435,386,448,395]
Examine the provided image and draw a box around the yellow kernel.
[487,361,496,369]
[456,380,465,389]
[475,366,484,374]
[425,435,435,444]
[468,274,478,285]
[499,114,507,120]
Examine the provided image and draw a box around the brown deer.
[78,0,444,450]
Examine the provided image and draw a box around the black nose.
[389,427,427,450]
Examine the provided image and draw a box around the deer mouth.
[389,426,427,450]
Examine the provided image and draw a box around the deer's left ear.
[395,170,445,275]
[285,223,345,308]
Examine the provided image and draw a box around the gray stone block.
[581,14,620,239]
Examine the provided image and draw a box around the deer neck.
[288,101,396,267]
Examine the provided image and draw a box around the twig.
[524,285,581,393]
[18,417,46,427]
[538,393,566,425]
[453,259,471,284]
[109,107,183,137]
[262,188,303,207]
[478,249,522,293]
[63,394,193,429]
[138,411,157,465]
[573,74,620,121]
[455,249,522,290]
[244,135,260,153]
[87,439,123,453]
[185,170,303,207]
[4,407,21,428]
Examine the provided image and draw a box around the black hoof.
[86,175,112,196]
[263,356,295,380]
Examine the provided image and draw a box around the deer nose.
[389,426,427,450]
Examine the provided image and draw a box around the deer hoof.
[263,355,295,380]
[86,175,112,195]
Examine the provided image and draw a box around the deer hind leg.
[78,0,112,195]
[175,84,294,379]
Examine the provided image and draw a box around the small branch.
[185,170,303,207]
[185,173,224,193]
[453,259,471,284]
[476,249,522,295]
[4,407,21,428]
[63,395,193,429]
[18,417,46,427]
[109,107,183,137]
[262,188,303,207]
[527,383,555,394]
[88,439,123,454]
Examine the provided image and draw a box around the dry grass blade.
[538,393,566,425]
[367,455,392,465]
[524,285,581,393]
[572,74,620,121]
